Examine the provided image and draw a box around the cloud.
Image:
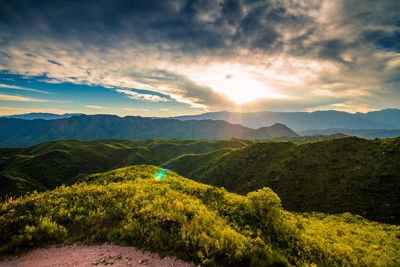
[86,105,104,109]
[0,0,399,113]
[122,70,234,109]
[47,59,62,66]
[116,89,170,102]
[0,93,50,102]
[0,83,52,94]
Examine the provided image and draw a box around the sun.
[186,64,286,104]
[209,73,279,104]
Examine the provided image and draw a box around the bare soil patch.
[0,244,196,267]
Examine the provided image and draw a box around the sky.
[0,0,399,117]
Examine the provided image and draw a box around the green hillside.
[0,138,249,198]
[2,136,399,225]
[0,135,346,199]
[271,133,347,142]
[1,165,399,266]
[165,136,400,224]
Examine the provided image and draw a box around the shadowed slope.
[0,138,248,198]
[166,137,400,224]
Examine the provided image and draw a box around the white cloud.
[0,83,52,94]
[116,89,170,102]
[86,105,104,109]
[0,93,50,102]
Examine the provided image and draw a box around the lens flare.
[153,169,167,182]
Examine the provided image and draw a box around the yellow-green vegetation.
[296,212,400,266]
[1,165,399,266]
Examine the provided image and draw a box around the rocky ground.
[0,244,196,267]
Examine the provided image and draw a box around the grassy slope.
[1,165,399,266]
[2,136,400,224]
[271,133,347,142]
[0,138,249,198]
[165,136,400,224]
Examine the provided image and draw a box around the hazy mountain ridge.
[6,109,400,140]
[172,109,400,132]
[355,109,400,127]
[0,115,297,147]
[301,128,400,139]
[2,112,84,120]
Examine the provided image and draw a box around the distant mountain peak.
[270,122,289,127]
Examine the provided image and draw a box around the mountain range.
[173,109,400,131]
[5,109,400,131]
[2,112,83,120]
[0,109,400,141]
[0,115,297,147]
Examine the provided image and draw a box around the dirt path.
[0,244,196,267]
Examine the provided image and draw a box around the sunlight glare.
[187,65,286,104]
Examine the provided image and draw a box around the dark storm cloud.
[0,0,293,55]
[361,30,400,52]
[316,39,353,63]
[340,0,400,27]
[332,0,400,53]
[6,0,397,61]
